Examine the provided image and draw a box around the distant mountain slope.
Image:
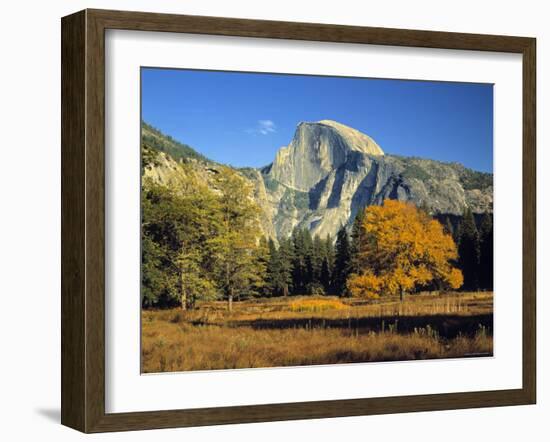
[142,122,211,163]
[142,120,492,241]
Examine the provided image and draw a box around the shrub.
[306,283,326,296]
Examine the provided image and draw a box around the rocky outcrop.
[143,120,493,242]
[253,121,492,240]
[269,120,383,191]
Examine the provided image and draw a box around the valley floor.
[141,291,493,373]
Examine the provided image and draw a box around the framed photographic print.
[61,9,536,433]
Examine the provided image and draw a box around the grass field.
[141,291,493,373]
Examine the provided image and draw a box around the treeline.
[440,209,493,291]
[142,121,209,163]
[260,213,371,297]
[262,207,494,298]
[261,230,335,297]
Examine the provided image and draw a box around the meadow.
[141,291,493,373]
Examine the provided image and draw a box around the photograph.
[1,0,542,438]
[140,68,494,373]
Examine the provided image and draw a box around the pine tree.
[278,237,294,296]
[479,212,494,290]
[325,233,335,268]
[350,209,366,273]
[303,228,314,289]
[333,226,352,295]
[444,217,454,236]
[266,238,282,296]
[320,257,331,293]
[458,207,481,290]
[323,234,335,293]
[291,227,306,294]
[453,218,462,245]
[291,228,316,293]
[312,235,325,285]
[264,237,294,297]
[304,253,315,292]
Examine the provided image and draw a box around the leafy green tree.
[141,233,171,307]
[176,248,217,310]
[141,175,219,309]
[209,167,265,311]
[141,181,181,307]
[254,237,270,297]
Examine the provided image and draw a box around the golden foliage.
[348,200,463,299]
[447,268,465,290]
[346,270,382,299]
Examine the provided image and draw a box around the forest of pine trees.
[441,209,493,292]
[262,228,337,297]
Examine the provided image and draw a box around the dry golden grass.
[153,292,491,325]
[289,298,347,312]
[142,291,493,373]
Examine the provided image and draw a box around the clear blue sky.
[141,68,493,172]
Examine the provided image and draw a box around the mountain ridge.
[142,121,492,241]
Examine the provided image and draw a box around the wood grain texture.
[85,9,107,432]
[61,8,537,433]
[522,38,537,403]
[61,10,86,431]
[89,8,532,52]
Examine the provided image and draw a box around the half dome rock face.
[268,120,384,191]
[142,120,492,243]
[316,120,384,156]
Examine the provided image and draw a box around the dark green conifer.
[458,207,481,290]
[479,212,494,290]
[333,226,352,295]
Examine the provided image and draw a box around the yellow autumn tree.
[347,200,463,301]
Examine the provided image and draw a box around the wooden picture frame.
[61,8,536,433]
